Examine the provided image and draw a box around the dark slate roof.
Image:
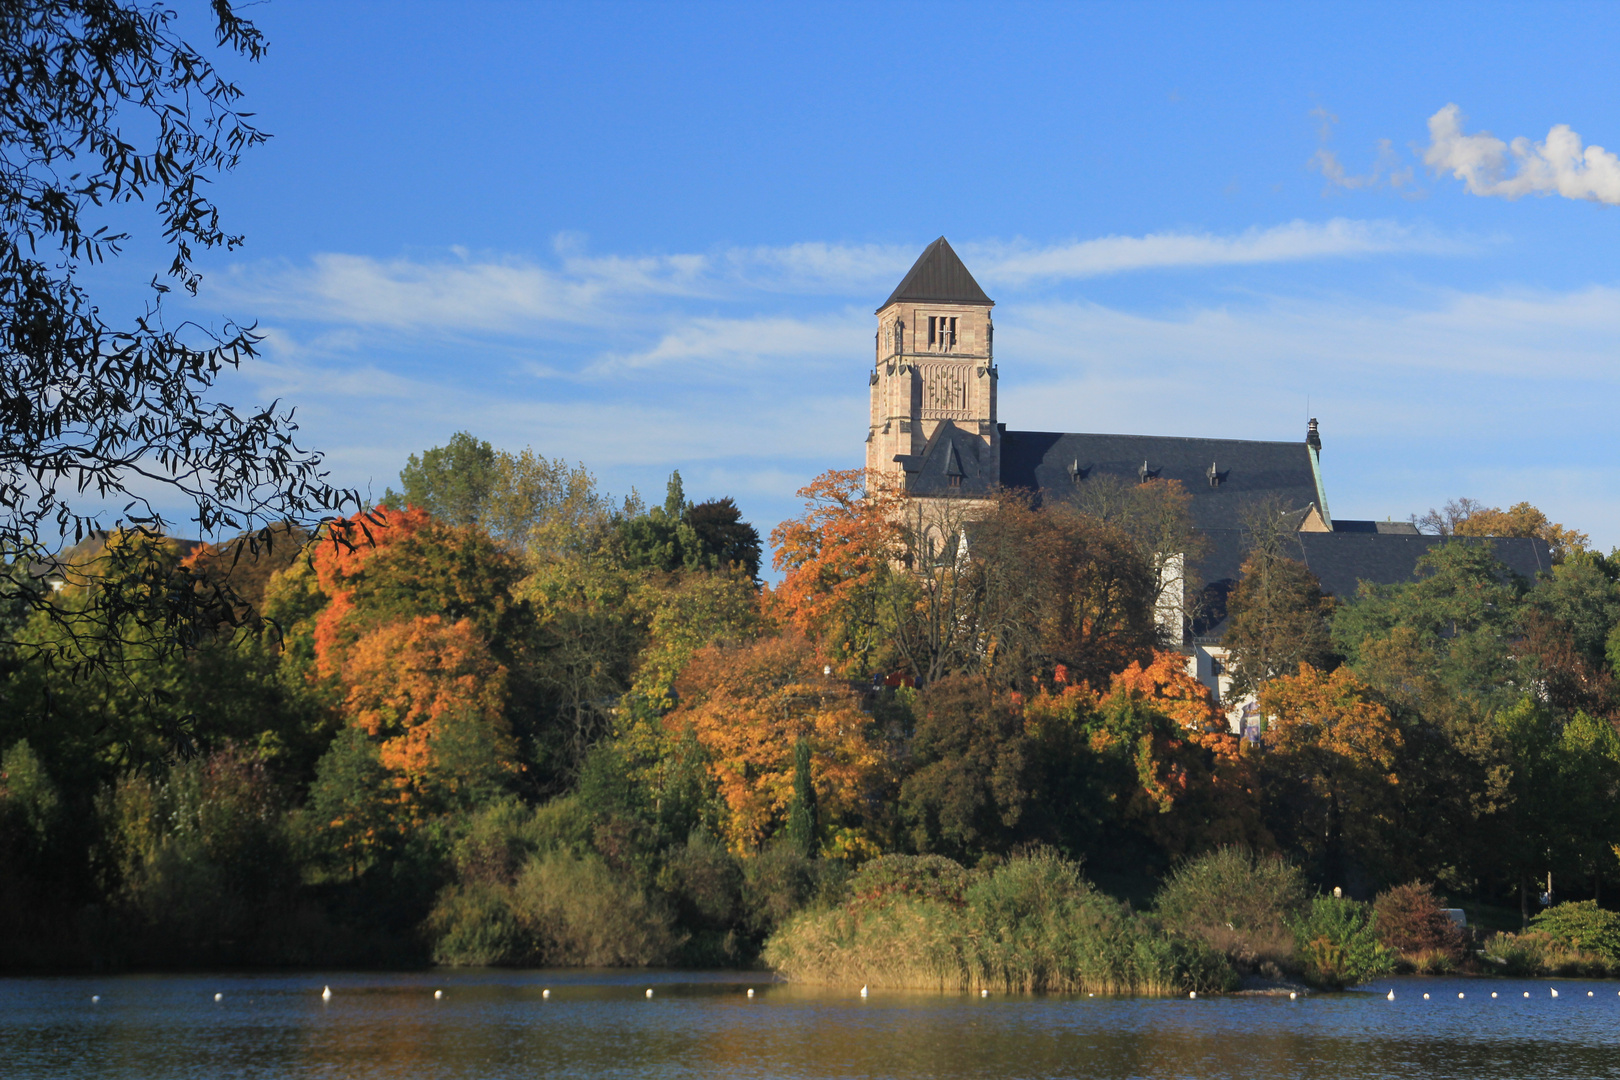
[1000,429,1322,537]
[1331,519,1420,535]
[879,237,994,311]
[1298,533,1552,601]
[896,420,997,497]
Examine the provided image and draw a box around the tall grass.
[764,850,1234,995]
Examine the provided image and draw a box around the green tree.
[298,727,399,882]
[617,472,695,573]
[786,738,818,858]
[1334,540,1529,711]
[900,677,1031,858]
[385,432,500,527]
[685,498,763,581]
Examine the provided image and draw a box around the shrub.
[1153,847,1308,971]
[509,852,681,966]
[846,854,973,907]
[1530,901,1620,962]
[427,881,526,966]
[765,849,1235,995]
[1373,882,1466,960]
[1290,896,1395,989]
[741,843,822,939]
[1482,930,1612,978]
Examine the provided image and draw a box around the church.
[865,237,1551,726]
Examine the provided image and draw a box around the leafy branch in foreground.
[0,1,355,669]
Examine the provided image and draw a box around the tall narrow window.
[927,316,937,347]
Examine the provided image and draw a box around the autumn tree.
[882,492,984,685]
[966,495,1159,688]
[770,469,906,674]
[1022,653,1268,864]
[664,633,888,856]
[1414,498,1588,563]
[341,615,516,812]
[1257,665,1403,888]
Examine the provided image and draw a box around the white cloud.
[593,311,866,374]
[1423,104,1620,205]
[215,221,1462,339]
[966,219,1453,282]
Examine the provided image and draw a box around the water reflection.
[5,972,1620,1080]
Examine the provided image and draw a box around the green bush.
[427,881,526,966]
[765,849,1235,995]
[1153,847,1308,971]
[1530,900,1620,962]
[1290,896,1396,989]
[846,854,973,906]
[510,852,681,966]
[1481,930,1613,978]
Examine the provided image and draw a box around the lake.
[4,970,1619,1079]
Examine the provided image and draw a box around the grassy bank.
[763,851,1235,995]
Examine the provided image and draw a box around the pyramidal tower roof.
[878,236,993,312]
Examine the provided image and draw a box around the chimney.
[1306,418,1322,454]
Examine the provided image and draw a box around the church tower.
[867,237,998,492]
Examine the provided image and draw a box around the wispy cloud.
[1423,104,1620,205]
[968,219,1453,282]
[1307,105,1416,194]
[216,221,1462,340]
[592,311,867,374]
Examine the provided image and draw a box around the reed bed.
[764,851,1234,996]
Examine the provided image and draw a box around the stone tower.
[867,237,998,488]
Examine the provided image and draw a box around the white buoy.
[1423,993,1430,1000]
[1387,990,1395,1000]
[1589,991,1595,997]
[746,988,755,998]
[860,985,869,998]
[1491,992,1498,998]
[980,989,989,997]
[645,988,654,998]
[1189,991,1197,999]
[214,993,223,1002]
[1524,992,1530,998]
[322,986,332,1001]
[1458,992,1465,999]
[91,995,100,1004]
[1551,988,1559,997]
[434,990,443,1000]
[1289,992,1297,1000]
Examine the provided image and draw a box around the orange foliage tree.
[310,505,435,677]
[1022,652,1269,858]
[664,633,889,855]
[768,469,904,674]
[342,614,516,808]
[1258,663,1403,882]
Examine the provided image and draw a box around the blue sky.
[145,0,1620,553]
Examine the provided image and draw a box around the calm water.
[4,970,1619,1079]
